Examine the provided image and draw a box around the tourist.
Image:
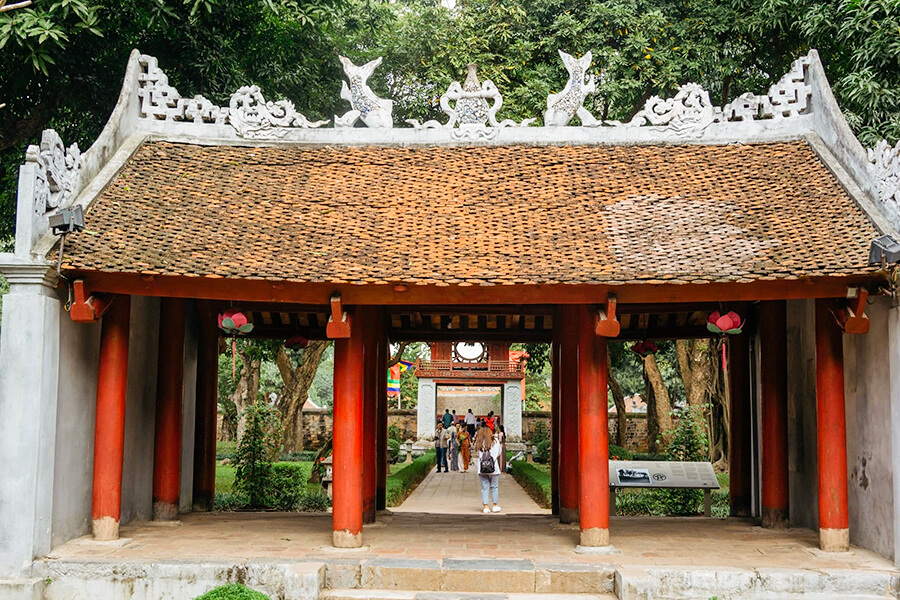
[448,421,460,472]
[452,409,458,424]
[457,424,472,473]
[485,411,496,432]
[475,425,502,513]
[434,421,449,473]
[497,424,507,473]
[465,408,476,438]
[441,408,454,428]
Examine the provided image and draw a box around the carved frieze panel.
[868,140,900,229]
[26,129,84,214]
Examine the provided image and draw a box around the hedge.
[194,584,270,600]
[386,451,435,506]
[508,461,551,508]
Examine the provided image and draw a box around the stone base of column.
[152,501,179,521]
[92,516,119,541]
[819,527,850,552]
[761,506,789,529]
[559,506,579,524]
[333,529,362,548]
[579,526,609,547]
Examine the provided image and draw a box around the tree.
[275,340,329,452]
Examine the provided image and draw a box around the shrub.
[234,403,284,508]
[268,463,309,511]
[386,451,435,506]
[654,407,709,516]
[530,420,550,445]
[278,450,317,462]
[387,438,401,463]
[508,461,551,507]
[194,584,270,600]
[632,452,669,462]
[216,441,238,460]
[298,487,331,512]
[533,439,551,464]
[608,444,632,460]
[213,492,248,511]
[615,489,663,516]
[387,422,404,443]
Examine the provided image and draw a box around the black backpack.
[479,449,495,474]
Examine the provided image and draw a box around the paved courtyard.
[392,467,550,515]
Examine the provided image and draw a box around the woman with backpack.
[474,425,502,513]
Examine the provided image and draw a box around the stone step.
[322,590,618,600]
[325,558,616,595]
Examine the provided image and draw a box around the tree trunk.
[707,340,730,471]
[607,361,628,447]
[276,340,329,453]
[676,339,715,410]
[645,369,658,453]
[230,348,261,442]
[643,353,674,450]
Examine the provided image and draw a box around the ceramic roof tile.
[61,141,882,285]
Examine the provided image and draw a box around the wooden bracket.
[830,288,870,334]
[326,293,351,338]
[69,279,115,323]
[594,292,621,337]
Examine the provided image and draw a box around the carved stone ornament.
[228,86,329,139]
[622,54,813,135]
[138,55,226,124]
[25,129,85,214]
[335,56,393,128]
[868,139,900,229]
[545,50,599,127]
[406,63,535,137]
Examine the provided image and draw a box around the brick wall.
[521,411,649,453]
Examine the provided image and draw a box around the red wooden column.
[550,328,561,516]
[91,296,131,541]
[728,329,753,517]
[815,299,850,551]
[558,305,580,524]
[192,317,219,512]
[759,301,789,528]
[152,298,186,521]
[361,306,378,524]
[576,305,611,549]
[376,310,389,511]
[333,306,365,547]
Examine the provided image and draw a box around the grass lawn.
[215,462,316,494]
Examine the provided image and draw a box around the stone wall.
[297,408,419,450]
[521,411,649,453]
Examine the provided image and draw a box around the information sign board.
[609,460,719,489]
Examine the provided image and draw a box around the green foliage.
[653,407,709,515]
[234,402,284,508]
[529,420,550,445]
[387,422,403,443]
[278,450,318,462]
[297,487,331,512]
[633,452,668,462]
[508,461,552,507]
[216,441,237,460]
[386,450,435,506]
[608,444,632,460]
[213,491,249,511]
[194,583,270,600]
[215,463,236,494]
[268,462,308,510]
[533,439,551,464]
[387,438,401,464]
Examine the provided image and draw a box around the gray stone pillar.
[503,381,523,441]
[0,261,60,576]
[416,378,436,438]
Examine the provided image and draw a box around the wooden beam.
[327,293,351,338]
[594,292,620,337]
[72,271,888,306]
[69,279,115,323]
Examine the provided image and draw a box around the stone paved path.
[392,468,550,515]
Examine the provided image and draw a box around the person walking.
[441,408,454,429]
[474,425,502,513]
[448,422,460,471]
[434,421,449,473]
[465,408,476,438]
[485,411,496,432]
[497,424,507,473]
[458,425,472,473]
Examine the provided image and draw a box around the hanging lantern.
[285,335,309,349]
[706,310,743,371]
[218,309,254,380]
[630,339,659,357]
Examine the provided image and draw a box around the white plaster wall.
[890,300,900,565]
[843,296,896,559]
[119,296,159,525]
[180,300,199,513]
[50,312,101,547]
[785,299,819,530]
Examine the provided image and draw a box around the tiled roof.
[62,141,882,285]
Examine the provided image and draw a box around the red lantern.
[707,310,743,371]
[285,335,309,349]
[630,339,659,357]
[218,309,254,380]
